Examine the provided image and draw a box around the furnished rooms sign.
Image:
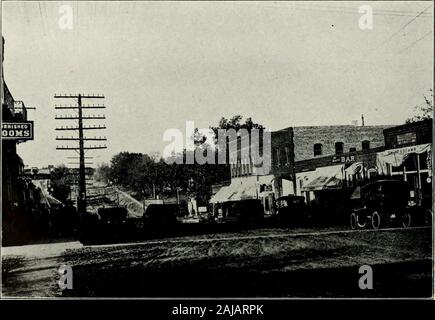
[2,121,34,140]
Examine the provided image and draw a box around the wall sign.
[396,132,417,146]
[332,155,356,163]
[1,121,34,140]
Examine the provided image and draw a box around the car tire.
[350,213,357,230]
[371,211,382,230]
[401,212,412,228]
[424,209,433,227]
[357,217,367,229]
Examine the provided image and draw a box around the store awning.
[300,164,345,192]
[45,193,63,206]
[376,143,431,175]
[209,184,235,204]
[229,179,257,201]
[33,180,63,208]
[210,176,274,203]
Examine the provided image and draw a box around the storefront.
[376,143,432,206]
[210,175,277,216]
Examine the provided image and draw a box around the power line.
[398,30,433,54]
[55,93,107,217]
[229,2,433,18]
[381,3,433,45]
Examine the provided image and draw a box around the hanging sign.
[1,121,34,140]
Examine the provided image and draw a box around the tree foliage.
[103,116,264,204]
[406,89,433,123]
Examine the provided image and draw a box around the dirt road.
[2,226,433,298]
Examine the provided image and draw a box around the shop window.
[335,142,344,154]
[314,143,322,156]
[362,140,370,150]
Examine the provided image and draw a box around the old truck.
[349,179,432,229]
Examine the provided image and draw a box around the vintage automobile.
[275,195,308,226]
[218,199,264,225]
[97,206,128,225]
[143,203,180,228]
[349,179,430,230]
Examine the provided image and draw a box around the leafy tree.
[105,116,263,204]
[94,163,112,184]
[406,89,433,123]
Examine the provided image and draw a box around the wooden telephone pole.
[54,93,106,217]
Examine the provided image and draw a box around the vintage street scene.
[1,1,433,299]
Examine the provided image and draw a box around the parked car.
[98,206,128,225]
[349,179,427,230]
[222,199,264,225]
[275,195,308,226]
[143,204,180,228]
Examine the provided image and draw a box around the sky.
[2,1,433,168]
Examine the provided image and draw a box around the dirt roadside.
[2,227,432,298]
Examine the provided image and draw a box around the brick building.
[292,125,390,162]
[212,123,391,215]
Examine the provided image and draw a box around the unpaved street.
[2,226,432,298]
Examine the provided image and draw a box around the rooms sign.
[1,122,34,140]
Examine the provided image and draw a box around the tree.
[210,115,264,136]
[406,89,433,123]
[94,163,112,184]
[110,152,143,187]
[105,116,264,204]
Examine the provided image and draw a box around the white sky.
[2,1,433,168]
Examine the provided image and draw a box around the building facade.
[213,123,391,216]
[2,37,34,244]
[377,119,432,207]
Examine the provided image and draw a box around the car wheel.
[371,211,382,230]
[401,212,412,228]
[424,209,433,226]
[350,213,357,230]
[357,216,367,229]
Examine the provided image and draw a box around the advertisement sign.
[1,121,34,140]
[332,155,356,164]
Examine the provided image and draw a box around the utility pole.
[54,93,106,218]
